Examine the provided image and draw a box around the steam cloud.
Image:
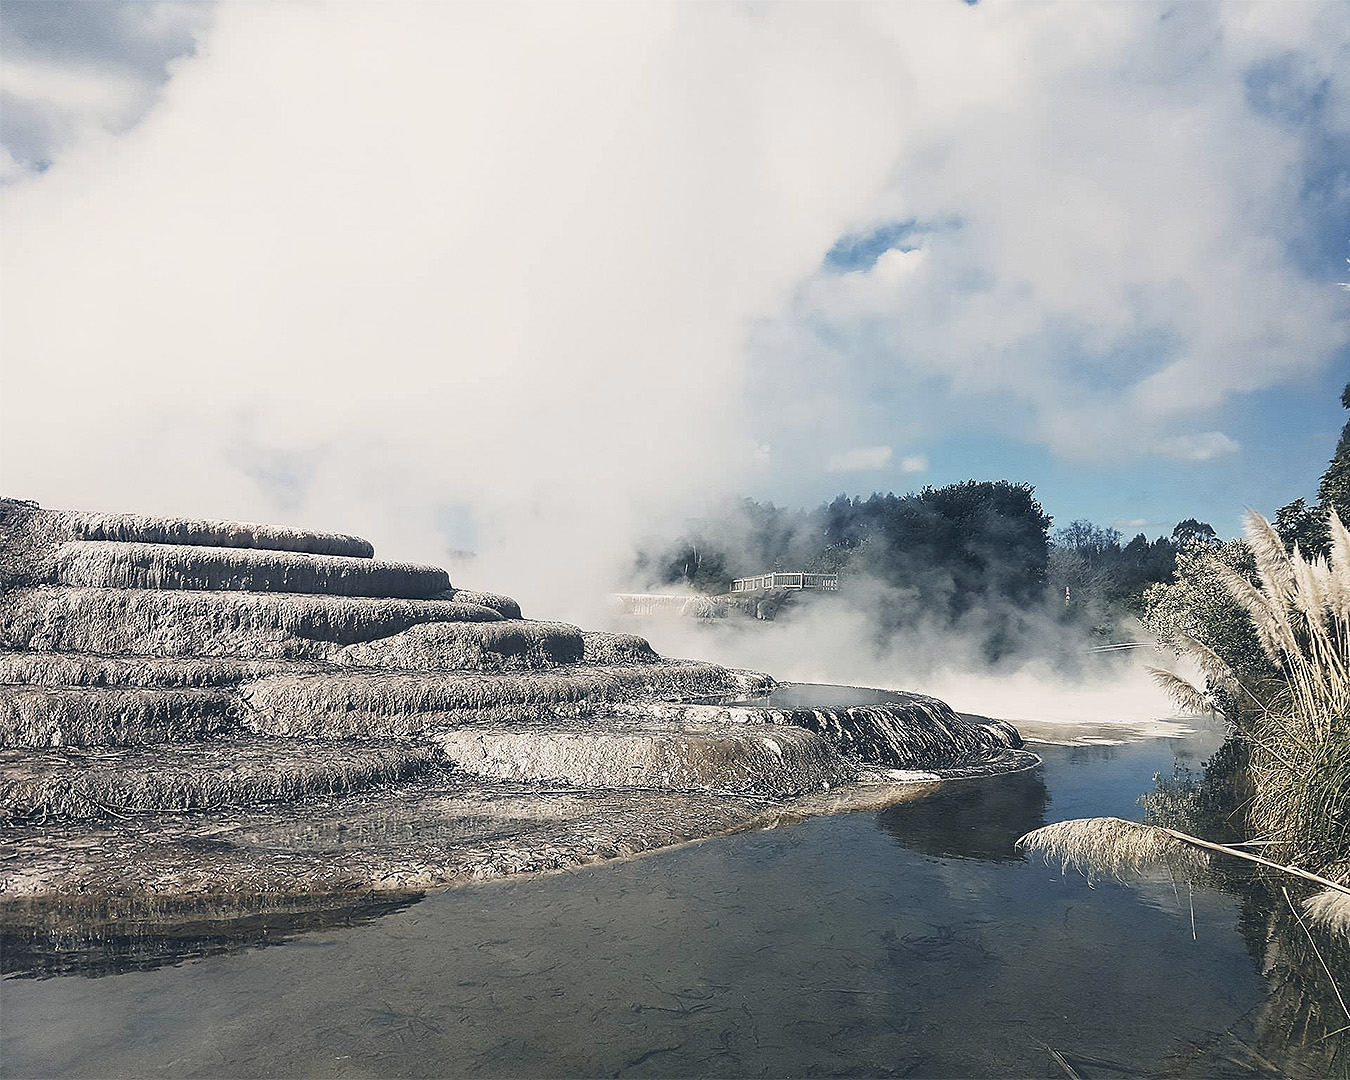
[3,0,1346,655]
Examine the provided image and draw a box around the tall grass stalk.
[1151,510,1350,880]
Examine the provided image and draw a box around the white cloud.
[0,2,912,622]
[760,0,1350,467]
[827,446,893,473]
[899,454,928,474]
[1157,431,1241,462]
[2,0,1346,624]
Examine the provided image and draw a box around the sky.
[2,0,1348,622]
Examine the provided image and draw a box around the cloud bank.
[2,2,909,620]
[749,1,1349,478]
[3,0,1347,626]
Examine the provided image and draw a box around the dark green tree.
[1172,519,1219,546]
[1316,381,1350,520]
[1273,381,1350,556]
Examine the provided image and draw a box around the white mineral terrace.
[0,498,1034,905]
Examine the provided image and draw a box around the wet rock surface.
[0,498,1034,944]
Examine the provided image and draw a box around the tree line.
[636,382,1350,658]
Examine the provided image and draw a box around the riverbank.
[5,725,1341,1079]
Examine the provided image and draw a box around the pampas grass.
[52,542,449,598]
[0,738,441,822]
[1020,817,1350,897]
[1149,510,1350,876]
[0,686,237,748]
[0,587,503,659]
[47,509,376,558]
[1018,818,1212,880]
[1304,888,1350,937]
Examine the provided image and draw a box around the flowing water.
[2,709,1345,1078]
[721,683,1024,770]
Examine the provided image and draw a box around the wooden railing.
[729,572,839,594]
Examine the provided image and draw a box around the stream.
[2,715,1344,1077]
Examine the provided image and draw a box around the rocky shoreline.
[0,497,1033,966]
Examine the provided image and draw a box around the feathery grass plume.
[1236,509,1350,722]
[1329,513,1350,623]
[1018,817,1211,881]
[0,686,237,748]
[337,620,585,672]
[0,650,322,688]
[1304,888,1350,937]
[1149,667,1215,717]
[0,738,443,822]
[1246,509,1297,601]
[446,590,522,620]
[47,508,376,558]
[51,542,450,598]
[0,587,502,659]
[1217,561,1300,667]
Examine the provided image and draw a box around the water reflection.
[0,892,423,980]
[2,733,1346,1079]
[876,766,1048,862]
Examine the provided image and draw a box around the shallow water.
[1,724,1343,1078]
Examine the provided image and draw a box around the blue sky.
[1,1,1347,603]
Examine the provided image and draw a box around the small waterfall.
[770,698,1022,769]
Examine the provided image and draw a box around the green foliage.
[847,480,1053,615]
[1141,538,1273,694]
[1274,496,1330,555]
[1273,380,1350,559]
[1140,736,1250,844]
[1049,520,1185,617]
[1317,381,1350,521]
[1172,518,1219,546]
[641,481,1054,625]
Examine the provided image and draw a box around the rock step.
[0,649,321,688]
[448,590,523,620]
[42,507,376,558]
[0,685,238,748]
[0,777,776,921]
[50,542,450,598]
[335,620,584,671]
[243,664,770,738]
[0,587,503,660]
[431,718,851,797]
[0,738,442,822]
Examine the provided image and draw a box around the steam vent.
[0,498,1032,950]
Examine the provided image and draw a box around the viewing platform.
[730,572,839,594]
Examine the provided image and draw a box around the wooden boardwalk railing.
[729,572,839,594]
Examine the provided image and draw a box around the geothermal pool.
[1,719,1341,1078]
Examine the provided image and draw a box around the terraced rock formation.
[0,497,1032,970]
